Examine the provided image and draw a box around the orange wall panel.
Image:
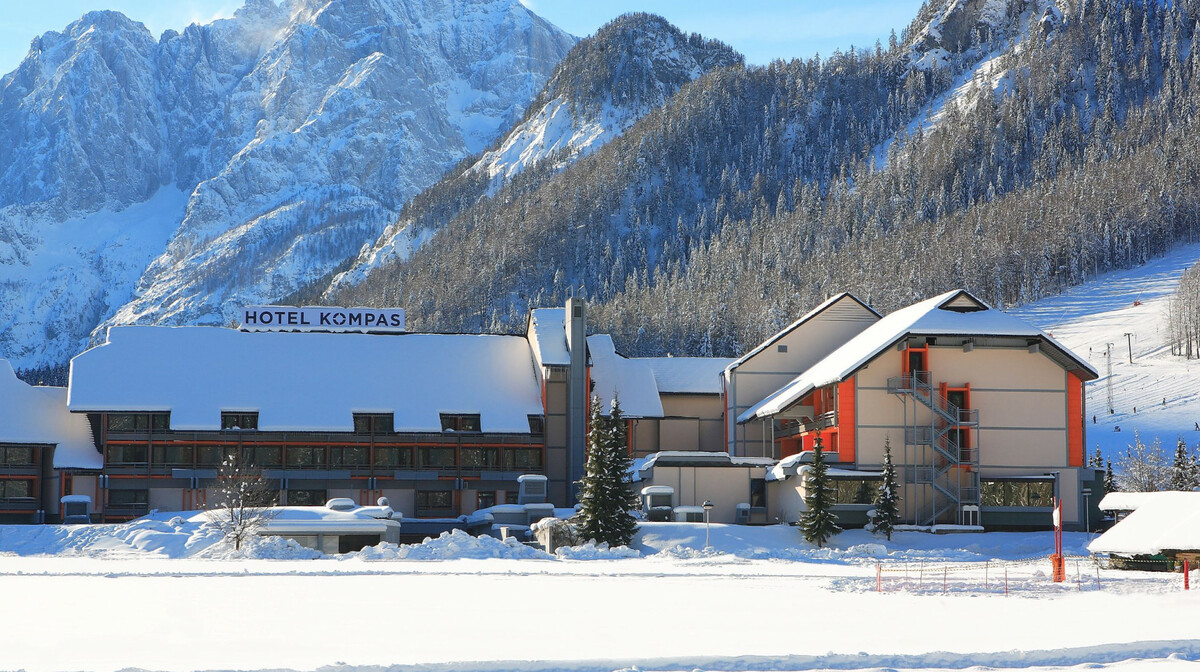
[837,379,856,463]
[1067,372,1084,467]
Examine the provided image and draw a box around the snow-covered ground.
[1011,241,1200,461]
[0,520,1197,672]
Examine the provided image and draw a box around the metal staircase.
[887,370,980,526]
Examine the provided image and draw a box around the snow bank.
[555,541,640,560]
[351,529,552,561]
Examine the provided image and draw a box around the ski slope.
[1011,242,1200,461]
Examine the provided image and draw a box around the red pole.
[1185,559,1191,591]
[876,564,882,592]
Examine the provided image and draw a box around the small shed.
[1089,491,1200,568]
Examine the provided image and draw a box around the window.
[330,446,369,468]
[440,414,481,432]
[833,478,880,505]
[527,415,545,435]
[152,444,194,466]
[285,445,325,468]
[476,491,497,509]
[287,489,326,506]
[981,479,1054,507]
[0,445,36,466]
[460,447,498,470]
[417,490,454,513]
[197,445,223,466]
[0,479,32,499]
[505,491,520,505]
[107,413,169,432]
[777,344,788,353]
[108,445,148,465]
[107,489,148,507]
[221,412,259,430]
[243,445,282,467]
[373,446,413,468]
[749,478,767,507]
[503,447,543,471]
[419,446,455,468]
[353,413,394,434]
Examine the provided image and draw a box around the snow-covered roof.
[637,451,774,476]
[527,308,570,367]
[640,356,734,395]
[724,293,879,373]
[739,290,1099,423]
[0,360,99,469]
[1098,492,1155,512]
[1088,491,1200,556]
[768,451,883,482]
[586,334,663,418]
[69,326,544,433]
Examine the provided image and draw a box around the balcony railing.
[774,411,837,437]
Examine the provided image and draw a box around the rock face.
[0,0,573,369]
[327,12,741,291]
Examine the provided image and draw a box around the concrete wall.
[638,465,766,523]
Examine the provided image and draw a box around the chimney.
[565,297,587,502]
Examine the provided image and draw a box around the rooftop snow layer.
[640,356,733,395]
[1088,491,1200,556]
[69,326,544,433]
[1097,492,1155,512]
[527,308,570,367]
[0,360,99,469]
[739,290,1098,423]
[586,334,663,418]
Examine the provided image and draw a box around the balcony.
[774,411,837,437]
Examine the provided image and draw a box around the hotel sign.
[240,306,405,333]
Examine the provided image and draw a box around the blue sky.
[0,1,923,75]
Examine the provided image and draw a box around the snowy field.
[1011,242,1200,461]
[1,520,1198,672]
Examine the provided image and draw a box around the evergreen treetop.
[573,396,640,548]
[871,436,900,541]
[800,437,842,548]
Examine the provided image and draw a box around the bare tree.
[1167,262,1200,359]
[206,451,278,550]
[1115,432,1172,493]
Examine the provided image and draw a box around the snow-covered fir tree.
[1090,446,1104,468]
[800,437,841,548]
[1169,438,1198,491]
[1104,459,1117,493]
[871,436,900,541]
[574,396,640,547]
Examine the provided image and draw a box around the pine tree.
[1104,459,1117,493]
[800,436,842,548]
[1169,437,1197,491]
[1090,445,1104,468]
[871,436,901,541]
[574,396,640,547]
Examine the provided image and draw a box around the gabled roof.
[0,360,99,469]
[1089,491,1200,555]
[69,326,544,433]
[724,293,880,374]
[527,308,570,367]
[586,334,663,418]
[640,357,734,395]
[739,290,1099,424]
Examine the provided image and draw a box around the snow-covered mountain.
[0,0,573,370]
[327,12,741,291]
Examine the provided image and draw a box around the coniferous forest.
[325,1,1200,358]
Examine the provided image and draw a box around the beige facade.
[635,463,770,524]
[724,295,879,457]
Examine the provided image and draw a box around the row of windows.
[0,445,37,466]
[110,412,547,435]
[102,488,515,512]
[981,479,1055,508]
[832,478,879,505]
[0,479,32,500]
[106,444,544,471]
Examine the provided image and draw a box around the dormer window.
[528,415,545,435]
[221,412,259,430]
[441,413,481,432]
[354,413,394,434]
